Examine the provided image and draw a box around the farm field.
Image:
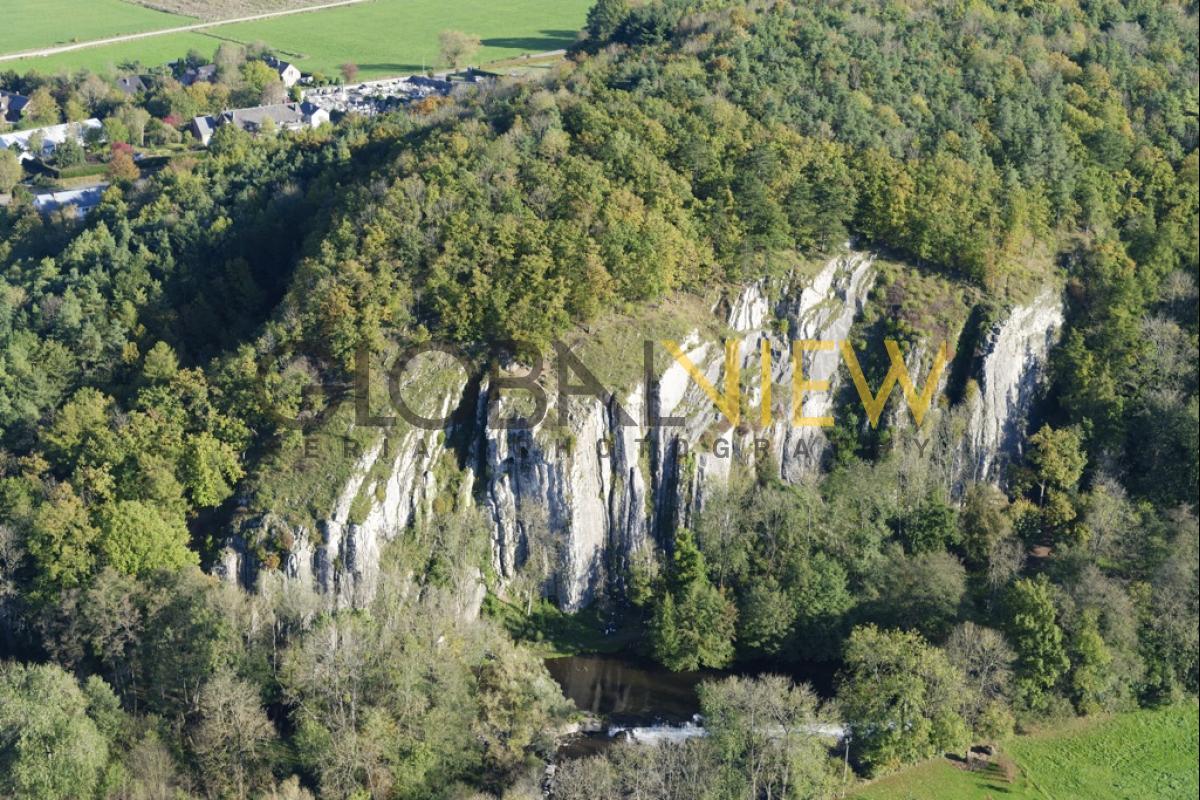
[851,703,1200,800]
[0,0,192,56]
[139,1,332,21]
[4,32,231,77]
[1,0,591,80]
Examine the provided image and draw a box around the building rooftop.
[116,76,147,96]
[1,89,31,123]
[33,184,109,215]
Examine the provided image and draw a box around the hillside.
[1,1,1197,798]
[0,0,192,55]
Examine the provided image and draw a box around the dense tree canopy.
[0,0,1196,796]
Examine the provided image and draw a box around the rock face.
[751,250,876,483]
[316,415,452,608]
[223,251,1063,612]
[661,250,876,530]
[479,384,651,611]
[956,289,1064,487]
[219,359,469,610]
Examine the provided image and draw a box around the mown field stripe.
[0,0,367,62]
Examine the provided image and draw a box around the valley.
[1,1,1196,799]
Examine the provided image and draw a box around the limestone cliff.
[955,289,1064,487]
[220,251,1063,612]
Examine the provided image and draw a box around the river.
[545,654,839,757]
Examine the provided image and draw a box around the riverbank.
[850,702,1199,799]
[485,595,639,657]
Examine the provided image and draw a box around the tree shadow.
[481,29,580,51]
[959,756,1019,794]
[354,63,426,74]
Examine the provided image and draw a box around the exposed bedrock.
[221,251,1063,611]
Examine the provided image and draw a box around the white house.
[264,56,302,88]
[0,119,103,162]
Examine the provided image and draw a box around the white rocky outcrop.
[957,289,1064,486]
[479,382,649,611]
[217,353,470,610]
[220,252,1064,613]
[673,250,876,525]
[317,408,453,608]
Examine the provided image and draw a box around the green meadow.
[6,33,230,77]
[852,704,1200,800]
[3,0,590,80]
[0,0,192,56]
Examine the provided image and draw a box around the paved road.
[0,0,369,63]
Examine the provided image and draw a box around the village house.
[263,55,302,88]
[33,184,109,216]
[116,75,148,97]
[179,64,218,87]
[1,89,30,124]
[0,119,103,162]
[189,101,329,145]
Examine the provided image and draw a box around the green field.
[2,0,590,80]
[0,0,192,56]
[6,32,231,77]
[852,704,1200,800]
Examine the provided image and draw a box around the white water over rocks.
[606,717,846,745]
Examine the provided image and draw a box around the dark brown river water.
[544,654,838,758]
[544,654,718,726]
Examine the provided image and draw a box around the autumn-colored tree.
[107,147,140,182]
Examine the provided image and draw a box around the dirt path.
[0,0,369,63]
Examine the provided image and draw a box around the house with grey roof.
[1,90,30,124]
[189,101,329,145]
[33,184,108,216]
[116,75,148,97]
[179,64,217,87]
[189,115,219,146]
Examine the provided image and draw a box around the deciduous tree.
[838,625,970,775]
[438,30,481,70]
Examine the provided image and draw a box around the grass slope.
[0,0,192,56]
[4,0,590,79]
[852,704,1200,800]
[139,0,330,22]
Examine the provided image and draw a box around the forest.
[1,0,1197,798]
